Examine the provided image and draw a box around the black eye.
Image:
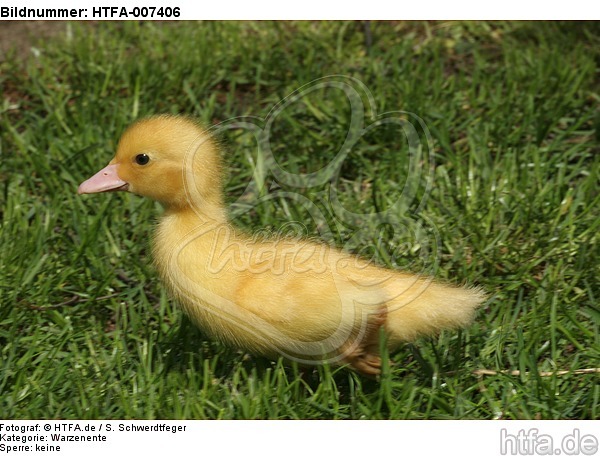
[135,153,150,165]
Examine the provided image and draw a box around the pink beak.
[78,164,129,194]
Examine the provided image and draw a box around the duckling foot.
[350,351,382,376]
[342,306,387,377]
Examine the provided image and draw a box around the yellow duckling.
[78,115,485,376]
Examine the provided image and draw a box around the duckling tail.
[384,278,486,346]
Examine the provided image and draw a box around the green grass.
[1,21,598,419]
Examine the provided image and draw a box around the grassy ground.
[0,21,598,419]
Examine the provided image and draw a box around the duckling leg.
[341,306,387,376]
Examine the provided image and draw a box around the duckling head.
[78,115,223,214]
